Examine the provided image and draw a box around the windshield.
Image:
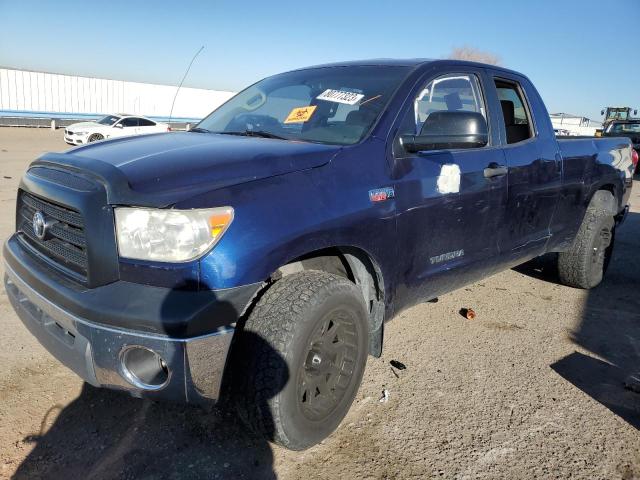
[607,122,640,134]
[97,115,121,125]
[605,109,630,121]
[197,66,411,145]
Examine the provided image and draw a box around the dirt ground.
[0,127,638,480]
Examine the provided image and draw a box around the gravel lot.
[0,127,639,480]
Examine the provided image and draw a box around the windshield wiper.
[217,130,287,140]
[189,127,213,133]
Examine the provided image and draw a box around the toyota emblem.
[32,211,47,240]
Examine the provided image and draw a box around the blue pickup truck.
[4,59,637,450]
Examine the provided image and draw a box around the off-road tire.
[232,271,369,450]
[88,133,104,142]
[558,191,616,289]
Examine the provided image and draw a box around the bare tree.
[448,46,502,66]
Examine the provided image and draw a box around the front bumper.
[64,134,84,145]
[5,263,234,403]
[3,235,261,404]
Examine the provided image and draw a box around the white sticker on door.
[437,164,461,194]
[316,89,365,105]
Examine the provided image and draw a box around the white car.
[553,128,572,137]
[64,114,170,145]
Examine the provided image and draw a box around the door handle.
[484,163,508,178]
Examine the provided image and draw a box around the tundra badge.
[430,249,464,265]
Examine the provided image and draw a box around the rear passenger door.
[490,73,562,260]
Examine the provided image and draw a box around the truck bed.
[556,135,635,214]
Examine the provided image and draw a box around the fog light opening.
[120,346,170,390]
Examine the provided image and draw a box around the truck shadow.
[517,211,640,429]
[13,307,286,479]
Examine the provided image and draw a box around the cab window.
[121,118,139,128]
[494,79,533,144]
[412,73,486,135]
[608,122,640,134]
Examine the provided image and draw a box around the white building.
[0,67,236,121]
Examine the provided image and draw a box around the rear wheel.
[233,271,369,450]
[88,133,104,142]
[558,191,616,289]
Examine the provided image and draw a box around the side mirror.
[400,111,488,153]
[601,109,605,116]
[114,123,123,129]
[634,110,638,116]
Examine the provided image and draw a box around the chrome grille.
[18,191,88,277]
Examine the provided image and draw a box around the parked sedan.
[64,114,170,145]
[553,128,572,136]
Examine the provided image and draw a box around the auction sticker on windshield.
[317,89,365,105]
[284,105,317,124]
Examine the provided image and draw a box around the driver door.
[392,69,508,311]
[113,117,139,137]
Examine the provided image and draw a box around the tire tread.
[234,270,364,449]
[558,196,614,289]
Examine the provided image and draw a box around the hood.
[35,132,341,206]
[67,121,102,130]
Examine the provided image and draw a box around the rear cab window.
[607,122,640,134]
[494,79,534,144]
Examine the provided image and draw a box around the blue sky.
[1,0,638,120]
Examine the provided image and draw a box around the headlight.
[114,207,234,262]
[75,131,88,135]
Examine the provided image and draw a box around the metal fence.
[0,115,191,130]
[0,67,235,120]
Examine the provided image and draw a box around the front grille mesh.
[18,191,88,277]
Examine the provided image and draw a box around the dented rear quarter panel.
[550,137,634,251]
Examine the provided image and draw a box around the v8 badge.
[369,187,395,203]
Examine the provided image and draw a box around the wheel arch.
[88,132,105,141]
[587,184,618,215]
[272,246,387,357]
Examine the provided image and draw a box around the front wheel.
[87,133,104,142]
[233,271,369,450]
